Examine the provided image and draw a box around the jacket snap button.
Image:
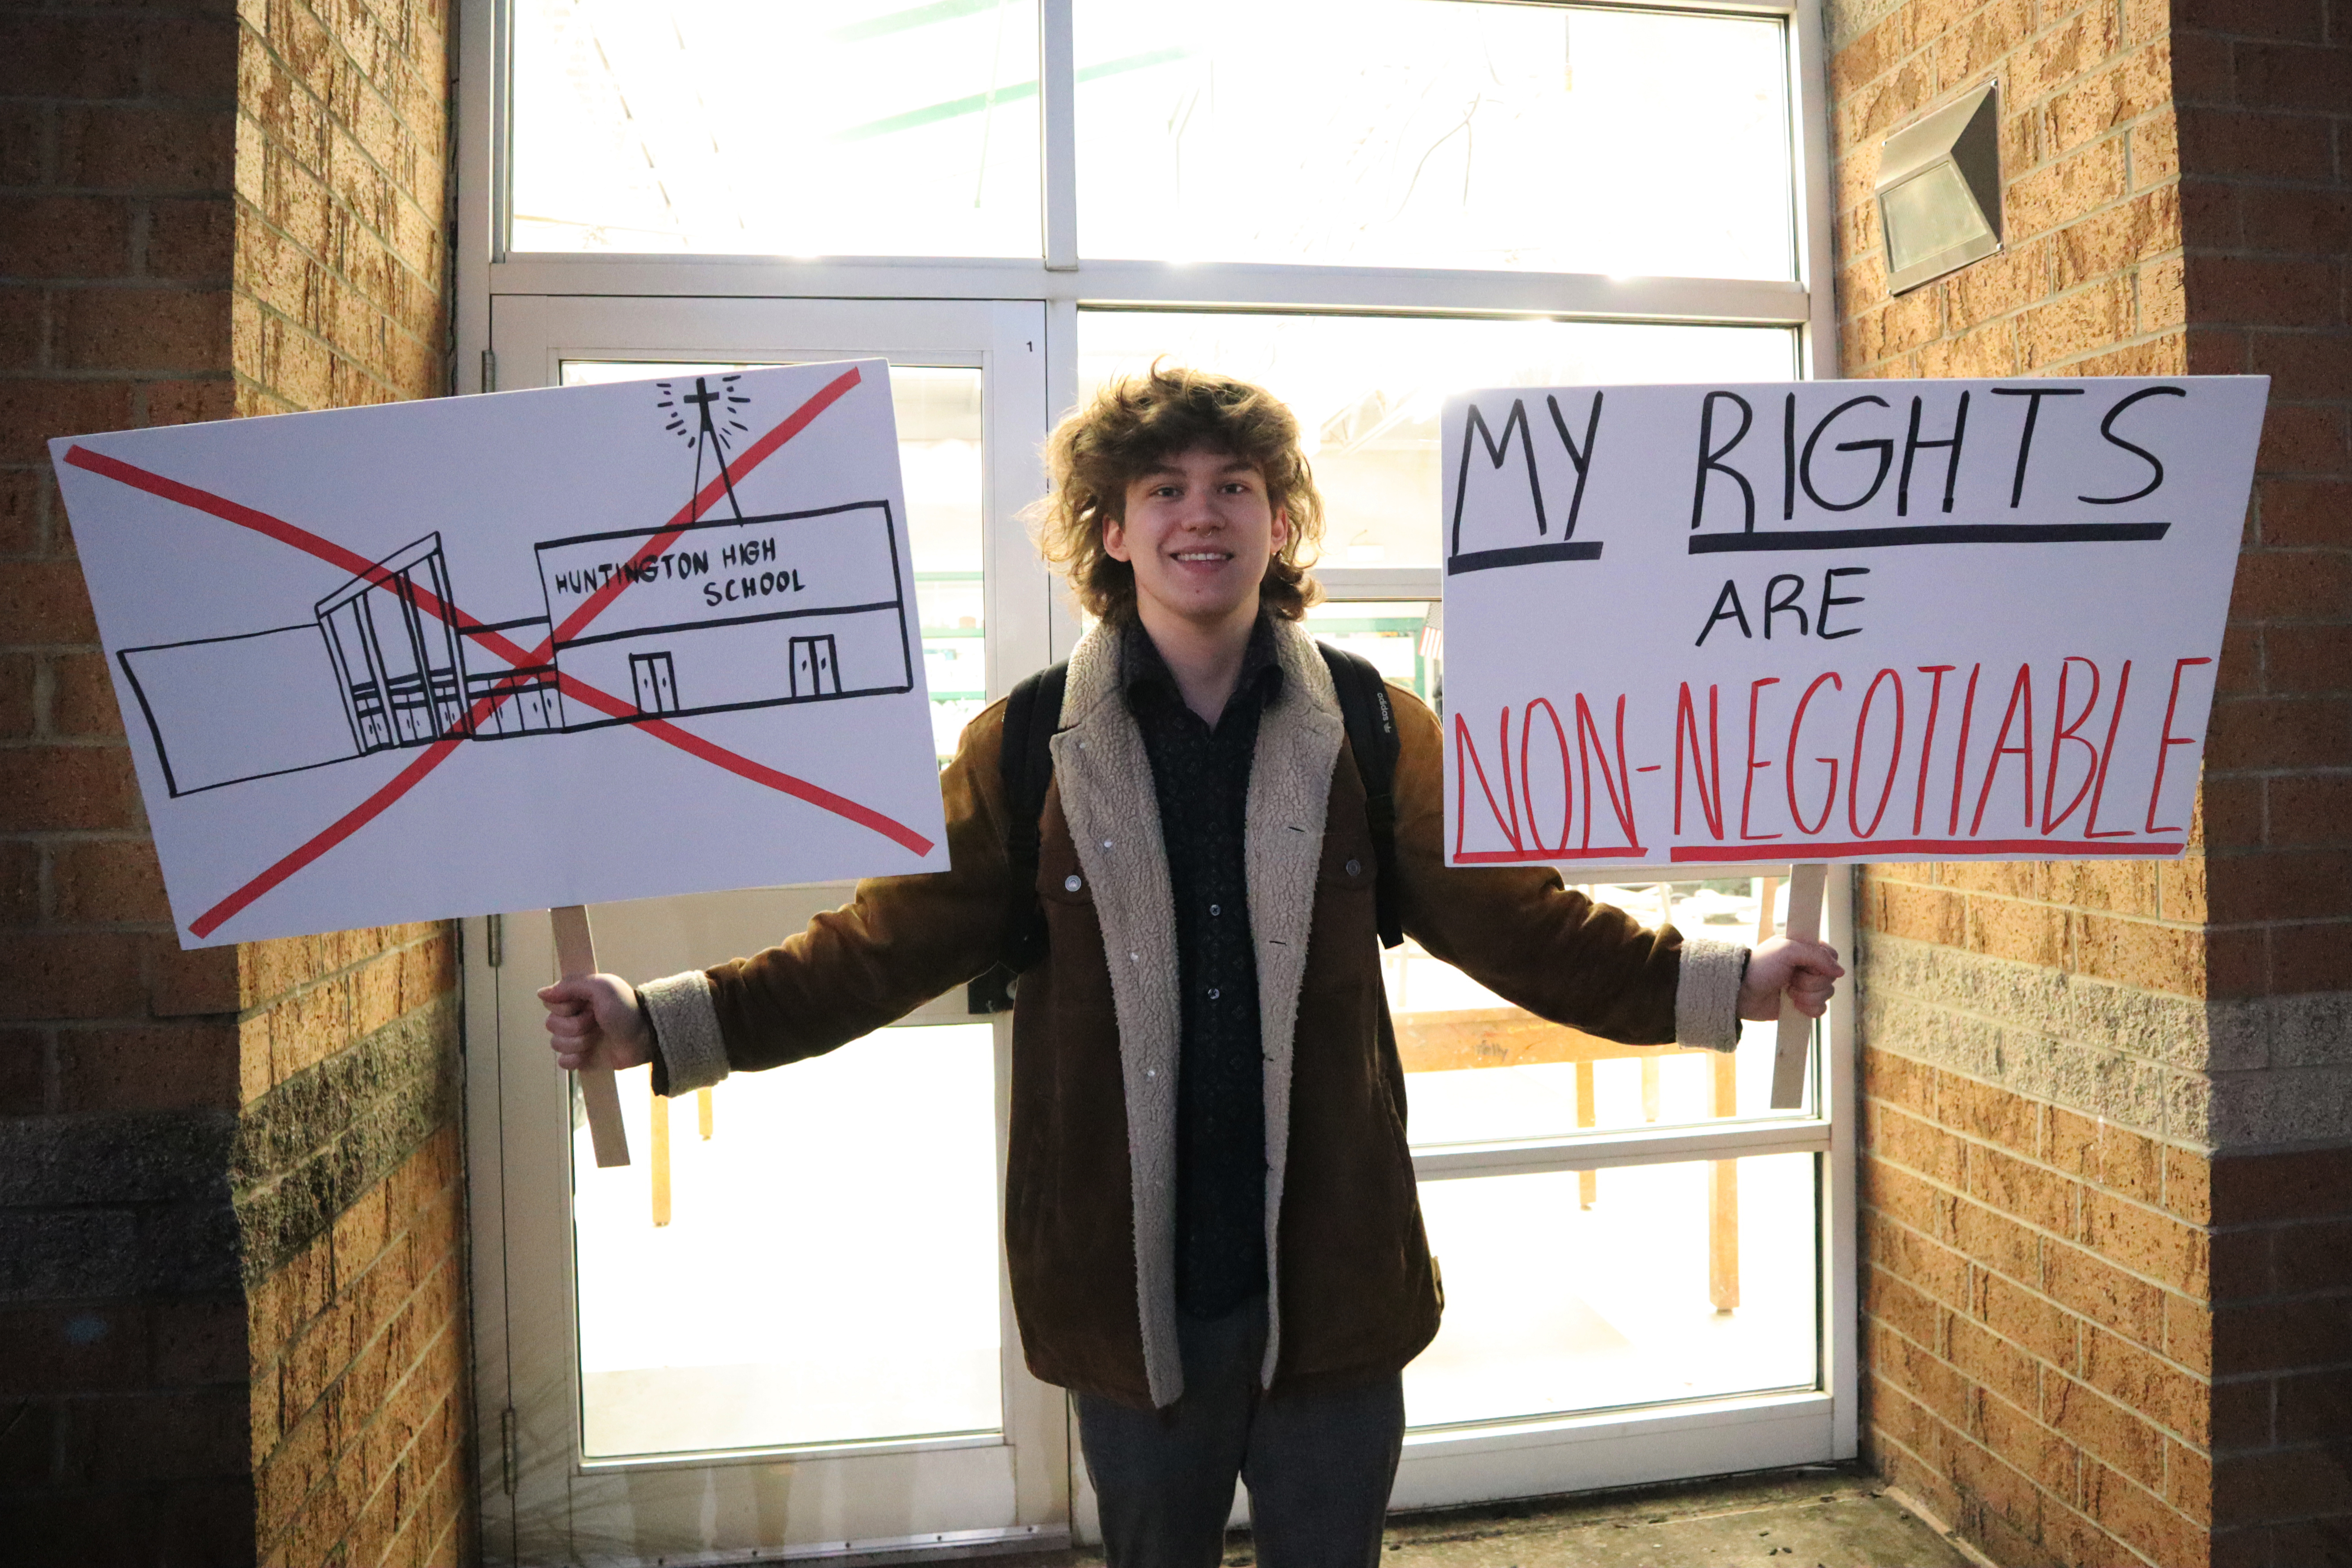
[1128,951,1139,963]
[1146,1068,1156,1078]
[1101,839,1114,850]
[1064,873,1083,892]
[1208,987,1220,1000]
[1345,858,1362,877]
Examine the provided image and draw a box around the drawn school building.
[527,504,915,729]
[2,3,2348,1567]
[108,506,916,798]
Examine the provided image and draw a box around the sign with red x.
[51,360,950,948]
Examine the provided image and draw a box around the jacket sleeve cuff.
[1674,938,1747,1053]
[638,971,730,1093]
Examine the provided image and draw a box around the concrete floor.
[1000,1465,1981,1568]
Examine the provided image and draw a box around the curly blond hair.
[1032,364,1324,625]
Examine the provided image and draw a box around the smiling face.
[1102,445,1292,635]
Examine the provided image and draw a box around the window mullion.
[1791,0,1841,376]
[1413,1118,1831,1182]
[1041,0,1078,271]
[1313,567,1444,601]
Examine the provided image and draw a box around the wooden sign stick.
[1768,863,1827,1111]
[552,905,631,1168]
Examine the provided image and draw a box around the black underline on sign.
[1688,521,2172,553]
[1447,541,1606,575]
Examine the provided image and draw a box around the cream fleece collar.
[1050,614,1344,1404]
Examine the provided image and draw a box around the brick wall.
[2170,3,2352,1562]
[2172,0,2352,1138]
[1,5,254,1561]
[1857,1106,2352,1568]
[2206,1144,2352,1564]
[233,0,451,419]
[235,932,465,1568]
[0,2,467,1563]
[1860,1047,2221,1564]
[1828,0,2352,1560]
[246,1115,468,1568]
[230,0,468,1564]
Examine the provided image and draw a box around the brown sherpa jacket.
[634,617,1749,1410]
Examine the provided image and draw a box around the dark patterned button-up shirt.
[1122,615,1283,1320]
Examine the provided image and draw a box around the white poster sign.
[1440,375,2268,869]
[52,360,949,947]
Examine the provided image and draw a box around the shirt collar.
[1120,612,1284,708]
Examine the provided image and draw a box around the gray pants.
[1074,1296,1405,1568]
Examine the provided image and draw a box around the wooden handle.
[1769,864,1827,1110]
[553,904,631,1168]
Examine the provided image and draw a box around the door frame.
[463,301,1860,1559]
[453,0,1852,1556]
[467,296,1071,1564]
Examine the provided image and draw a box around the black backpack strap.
[1318,642,1405,949]
[966,661,1068,1014]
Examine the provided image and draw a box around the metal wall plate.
[1878,79,2003,296]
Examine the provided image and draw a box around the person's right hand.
[540,974,654,1073]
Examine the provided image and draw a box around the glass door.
[468,296,1068,1563]
[460,0,1851,1542]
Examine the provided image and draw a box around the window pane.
[1076,0,1793,278]
[1302,601,1438,704]
[574,1027,1001,1457]
[1398,878,1816,1148]
[894,369,990,760]
[1079,311,1795,568]
[1406,1155,1818,1429]
[560,361,985,761]
[514,0,1042,257]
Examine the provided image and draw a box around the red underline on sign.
[1669,839,2185,862]
[70,365,937,936]
[1455,847,1651,863]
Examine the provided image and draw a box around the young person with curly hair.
[543,365,1842,1567]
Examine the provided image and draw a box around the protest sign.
[52,359,948,950]
[1440,375,2268,872]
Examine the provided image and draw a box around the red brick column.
[1829,0,2352,1560]
[1,6,252,1560]
[2169,2,2352,1561]
[229,1,471,1563]
[1,3,469,1563]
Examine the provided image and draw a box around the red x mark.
[67,365,938,940]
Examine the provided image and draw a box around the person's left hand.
[539,973,654,1072]
[1739,937,1843,1022]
